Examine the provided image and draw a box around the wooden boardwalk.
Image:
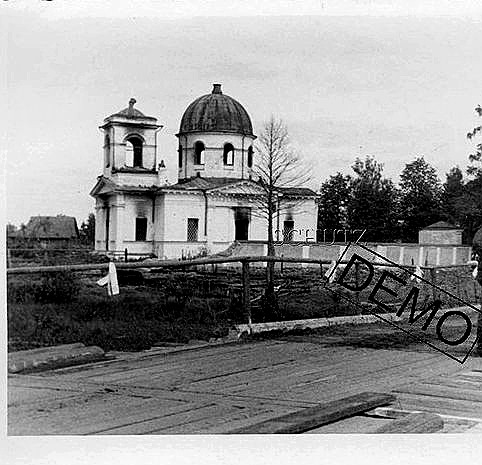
[8,341,482,435]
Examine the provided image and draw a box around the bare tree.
[251,116,311,313]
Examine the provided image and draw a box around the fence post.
[242,260,252,326]
[430,268,437,301]
[280,253,284,274]
[125,248,128,262]
[354,261,360,304]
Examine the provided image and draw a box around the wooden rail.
[7,254,477,327]
[6,254,424,275]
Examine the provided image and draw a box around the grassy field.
[7,270,239,352]
[7,259,481,353]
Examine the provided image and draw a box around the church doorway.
[234,207,250,241]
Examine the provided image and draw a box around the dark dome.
[179,84,254,136]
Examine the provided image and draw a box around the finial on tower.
[212,84,222,94]
[127,98,137,116]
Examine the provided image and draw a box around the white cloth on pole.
[410,265,424,283]
[96,262,120,296]
[325,260,337,284]
[473,266,478,279]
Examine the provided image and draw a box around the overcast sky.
[4,0,482,226]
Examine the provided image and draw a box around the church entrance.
[234,207,250,241]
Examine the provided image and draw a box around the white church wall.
[161,193,206,241]
[108,194,126,253]
[94,199,107,251]
[248,213,269,241]
[208,196,266,243]
[209,206,232,242]
[111,172,159,187]
[178,132,256,180]
[153,192,209,258]
[123,196,154,239]
[277,199,318,242]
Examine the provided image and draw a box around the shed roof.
[24,215,79,239]
[421,221,462,230]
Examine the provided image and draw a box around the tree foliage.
[317,173,351,236]
[399,157,443,242]
[80,213,95,246]
[467,104,482,177]
[442,167,465,226]
[347,156,399,242]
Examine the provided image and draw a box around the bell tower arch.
[99,98,163,182]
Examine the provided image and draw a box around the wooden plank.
[393,384,482,403]
[306,415,393,434]
[242,260,251,324]
[218,348,431,394]
[9,394,194,435]
[421,376,482,389]
[227,392,395,434]
[371,406,482,423]
[395,393,482,418]
[374,412,443,433]
[224,351,449,402]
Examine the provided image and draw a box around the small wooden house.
[418,221,463,245]
[20,215,80,248]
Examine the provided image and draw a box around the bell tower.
[100,98,163,185]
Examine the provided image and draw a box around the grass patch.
[8,272,234,352]
[8,265,480,353]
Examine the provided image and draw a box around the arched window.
[194,141,205,165]
[104,134,110,168]
[223,143,234,166]
[125,136,143,167]
[178,145,183,168]
[247,146,253,168]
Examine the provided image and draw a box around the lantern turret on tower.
[99,98,163,185]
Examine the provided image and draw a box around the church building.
[90,84,318,259]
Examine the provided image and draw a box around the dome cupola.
[177,84,256,181]
[178,84,254,136]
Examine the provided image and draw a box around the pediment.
[208,180,265,196]
[89,176,117,197]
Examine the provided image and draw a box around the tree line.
[317,106,482,245]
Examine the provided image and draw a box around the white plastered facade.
[91,95,318,259]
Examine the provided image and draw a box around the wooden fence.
[8,254,477,326]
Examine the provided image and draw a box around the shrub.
[8,271,80,304]
[7,279,42,304]
[36,271,80,303]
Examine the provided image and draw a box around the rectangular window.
[135,217,148,241]
[187,218,199,242]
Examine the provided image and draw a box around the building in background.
[8,215,80,249]
[90,84,318,259]
[418,221,463,245]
